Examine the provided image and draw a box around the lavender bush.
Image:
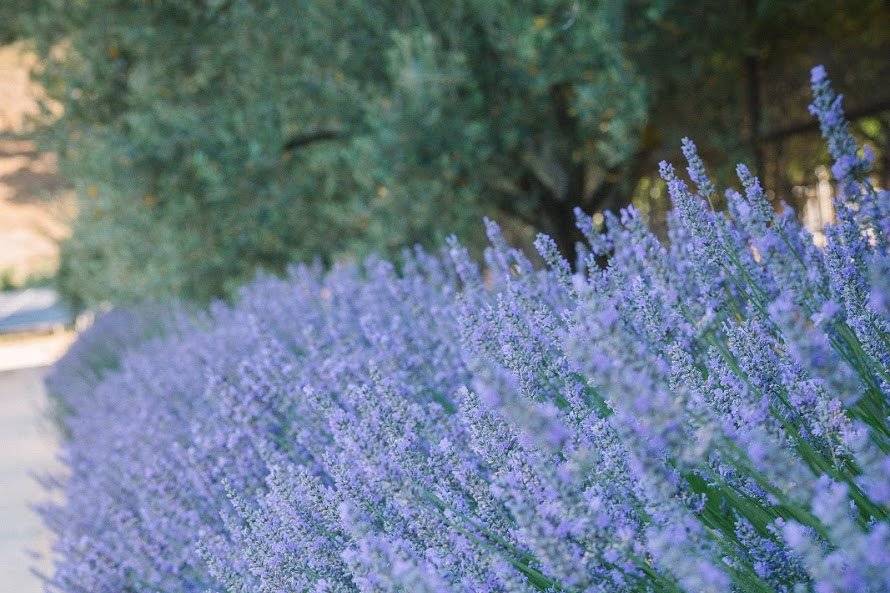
[41,68,889,593]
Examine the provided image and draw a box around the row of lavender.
[42,68,889,593]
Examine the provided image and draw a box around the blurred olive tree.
[23,1,647,304]
[16,0,890,304]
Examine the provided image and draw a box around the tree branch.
[759,97,890,144]
[282,129,346,152]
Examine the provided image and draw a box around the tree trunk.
[547,199,582,263]
[744,0,765,179]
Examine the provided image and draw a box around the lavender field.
[40,68,890,593]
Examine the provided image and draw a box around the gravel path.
[0,364,61,593]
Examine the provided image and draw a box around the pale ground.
[0,332,73,593]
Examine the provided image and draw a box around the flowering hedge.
[42,68,890,593]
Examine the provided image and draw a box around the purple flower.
[42,65,890,593]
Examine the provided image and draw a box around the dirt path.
[0,365,58,593]
[0,333,72,593]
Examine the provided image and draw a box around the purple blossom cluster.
[42,68,890,593]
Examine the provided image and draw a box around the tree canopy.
[16,0,890,304]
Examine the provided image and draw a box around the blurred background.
[0,2,887,591]
[1,0,889,308]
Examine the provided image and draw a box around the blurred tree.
[631,0,890,221]
[0,1,31,44]
[15,0,890,304]
[23,0,649,304]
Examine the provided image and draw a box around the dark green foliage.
[25,1,646,303]
[0,0,31,44]
[637,0,890,196]
[19,0,890,304]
